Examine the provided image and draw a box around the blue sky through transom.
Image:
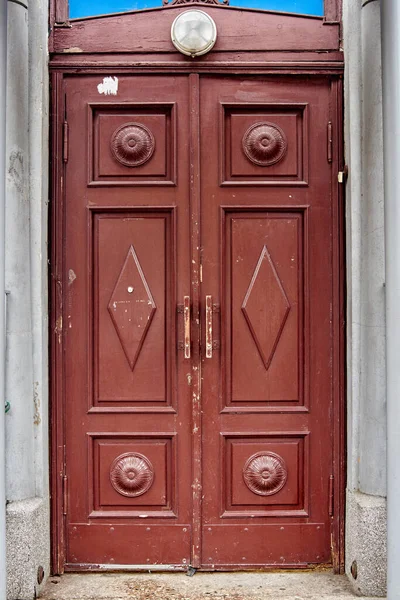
[69,0,324,18]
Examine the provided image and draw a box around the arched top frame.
[49,0,342,62]
[52,0,340,22]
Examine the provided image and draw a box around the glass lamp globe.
[171,10,217,57]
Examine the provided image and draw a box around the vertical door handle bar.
[206,295,213,359]
[184,295,191,359]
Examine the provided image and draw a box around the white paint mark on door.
[97,76,119,96]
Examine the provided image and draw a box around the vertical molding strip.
[189,73,202,569]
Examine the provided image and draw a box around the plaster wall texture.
[343,0,387,596]
[28,0,50,503]
[5,0,35,503]
[5,0,50,598]
[358,0,386,499]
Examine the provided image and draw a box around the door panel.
[95,212,173,406]
[227,212,302,406]
[200,76,334,567]
[64,75,192,567]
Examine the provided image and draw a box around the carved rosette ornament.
[110,452,154,497]
[111,123,155,167]
[243,451,287,496]
[242,122,288,166]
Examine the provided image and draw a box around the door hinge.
[329,474,334,516]
[327,121,333,163]
[63,121,69,163]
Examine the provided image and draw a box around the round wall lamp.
[171,10,217,57]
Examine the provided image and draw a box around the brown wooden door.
[200,76,335,568]
[63,75,193,566]
[61,73,340,569]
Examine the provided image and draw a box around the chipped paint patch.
[63,47,83,53]
[97,76,118,96]
[68,269,76,285]
[55,316,63,345]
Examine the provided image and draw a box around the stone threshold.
[40,572,383,599]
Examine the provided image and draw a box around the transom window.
[69,0,324,19]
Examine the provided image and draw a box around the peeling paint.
[55,316,62,344]
[63,47,84,53]
[68,269,76,285]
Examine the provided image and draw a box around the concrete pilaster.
[5,0,50,597]
[343,0,387,595]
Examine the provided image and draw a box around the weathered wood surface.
[52,5,340,54]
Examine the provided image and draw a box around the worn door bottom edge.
[64,563,332,573]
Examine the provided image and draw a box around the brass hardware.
[338,165,348,183]
[184,296,191,359]
[206,295,213,358]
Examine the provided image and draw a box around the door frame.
[49,47,345,576]
[49,0,342,29]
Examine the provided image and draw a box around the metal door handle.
[184,296,191,359]
[206,295,213,359]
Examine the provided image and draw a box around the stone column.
[5,0,50,598]
[0,1,7,598]
[381,0,400,597]
[344,0,387,595]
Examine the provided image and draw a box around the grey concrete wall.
[5,0,34,503]
[5,0,50,598]
[343,0,387,595]
[28,0,50,504]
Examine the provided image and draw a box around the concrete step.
[40,572,383,599]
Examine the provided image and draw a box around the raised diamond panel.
[108,245,156,370]
[242,245,290,370]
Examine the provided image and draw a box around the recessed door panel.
[93,211,174,407]
[226,211,303,406]
[221,104,308,185]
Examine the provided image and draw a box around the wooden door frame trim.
[330,75,346,573]
[50,70,67,574]
[49,69,345,575]
[50,0,341,27]
[49,60,344,74]
[188,73,202,568]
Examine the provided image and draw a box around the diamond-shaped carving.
[242,245,290,370]
[108,246,156,370]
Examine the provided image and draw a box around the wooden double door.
[61,73,342,570]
